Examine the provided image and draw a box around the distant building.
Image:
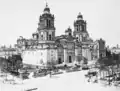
[16,4,106,66]
[0,47,18,58]
[111,44,120,54]
[92,38,106,59]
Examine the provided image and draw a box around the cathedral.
[16,4,106,67]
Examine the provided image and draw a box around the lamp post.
[4,48,8,81]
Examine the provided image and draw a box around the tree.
[111,53,120,73]
[0,57,8,72]
[106,49,112,57]
[97,52,119,84]
[7,54,23,72]
[97,49,120,85]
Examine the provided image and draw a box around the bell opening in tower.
[37,3,55,31]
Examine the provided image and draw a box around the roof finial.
[79,12,81,15]
[45,0,48,7]
[43,0,50,13]
[77,12,83,19]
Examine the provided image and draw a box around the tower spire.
[44,0,50,13]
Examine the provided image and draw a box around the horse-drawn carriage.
[85,71,98,78]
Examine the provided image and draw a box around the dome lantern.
[43,3,50,14]
[77,12,83,20]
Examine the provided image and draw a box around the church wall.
[75,47,82,62]
[82,48,92,61]
[64,49,67,64]
[67,49,75,63]
[47,48,57,65]
[22,49,47,66]
[82,48,86,59]
[87,49,92,60]
[65,42,75,64]
[57,48,64,64]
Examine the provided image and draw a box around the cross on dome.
[46,2,48,8]
[79,12,82,15]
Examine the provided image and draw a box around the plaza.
[0,70,120,91]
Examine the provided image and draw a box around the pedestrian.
[49,69,52,78]
[94,72,98,83]
[88,75,91,82]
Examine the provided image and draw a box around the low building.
[0,47,18,58]
[111,44,120,54]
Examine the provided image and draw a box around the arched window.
[41,32,44,40]
[82,37,85,42]
[46,19,51,27]
[49,20,51,27]
[69,56,72,63]
[77,25,79,31]
[45,20,47,27]
[58,58,62,64]
[46,32,49,40]
[78,26,80,31]
[69,33,71,36]
[80,35,82,41]
[41,35,43,40]
[80,25,82,31]
[49,35,52,40]
[52,32,55,40]
[52,32,55,37]
[76,37,79,41]
[47,19,49,27]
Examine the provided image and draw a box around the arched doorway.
[58,58,62,64]
[69,56,72,63]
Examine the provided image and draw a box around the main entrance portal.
[58,58,62,64]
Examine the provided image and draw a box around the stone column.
[87,49,91,61]
[75,48,77,62]
[64,48,67,64]
[44,32,46,40]
[55,49,58,64]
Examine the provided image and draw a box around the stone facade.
[16,4,106,66]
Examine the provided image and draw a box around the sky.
[0,0,120,47]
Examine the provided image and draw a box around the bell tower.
[65,27,72,36]
[37,3,55,41]
[73,12,89,42]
